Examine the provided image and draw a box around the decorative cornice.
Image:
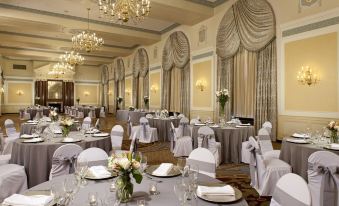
[185,0,228,8]
[0,3,180,35]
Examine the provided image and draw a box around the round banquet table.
[192,125,255,164]
[279,138,339,180]
[9,132,112,188]
[116,110,129,121]
[147,117,180,142]
[129,111,150,125]
[26,107,50,120]
[20,122,49,135]
[27,173,248,206]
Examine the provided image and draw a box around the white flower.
[132,159,140,169]
[118,158,131,170]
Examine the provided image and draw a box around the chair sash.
[111,130,123,137]
[178,122,190,138]
[308,163,339,206]
[273,186,309,206]
[198,133,215,150]
[50,155,78,178]
[247,142,259,188]
[5,124,16,135]
[140,122,149,140]
[186,158,215,174]
[19,109,24,119]
[127,116,132,136]
[258,134,273,154]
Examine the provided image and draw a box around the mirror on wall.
[48,81,63,99]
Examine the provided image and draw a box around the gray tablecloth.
[20,123,49,135]
[279,138,339,180]
[26,107,50,120]
[77,107,100,118]
[129,111,148,125]
[192,126,255,164]
[116,110,129,121]
[27,173,248,206]
[9,133,112,188]
[147,118,180,142]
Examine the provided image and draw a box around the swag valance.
[216,0,275,59]
[162,31,190,71]
[133,48,149,78]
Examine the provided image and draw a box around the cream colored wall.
[75,84,99,105]
[125,77,132,108]
[108,80,114,113]
[74,65,101,81]
[3,81,33,113]
[192,60,213,108]
[3,59,34,77]
[149,71,161,109]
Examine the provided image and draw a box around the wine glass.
[140,156,148,175]
[76,159,88,186]
[63,176,77,199]
[174,181,187,206]
[50,182,64,205]
[177,157,186,176]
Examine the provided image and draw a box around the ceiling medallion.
[72,8,104,52]
[59,51,85,66]
[97,0,151,23]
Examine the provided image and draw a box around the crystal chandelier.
[297,66,319,86]
[59,51,85,66]
[48,62,74,79]
[72,8,104,53]
[97,0,151,23]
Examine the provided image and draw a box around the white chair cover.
[100,107,106,118]
[139,117,158,143]
[247,136,291,196]
[78,147,108,163]
[90,108,96,118]
[241,140,251,164]
[49,144,83,180]
[186,148,216,178]
[0,164,28,202]
[0,154,11,166]
[77,111,84,118]
[308,151,339,206]
[111,125,124,151]
[34,108,43,120]
[171,120,192,157]
[23,109,31,120]
[82,117,92,130]
[130,129,138,153]
[178,114,185,119]
[258,128,280,161]
[19,109,25,120]
[197,126,221,165]
[190,118,200,125]
[270,173,311,206]
[177,117,191,137]
[4,119,20,140]
[146,114,153,118]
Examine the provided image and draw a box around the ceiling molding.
[185,0,228,8]
[2,56,101,66]
[0,3,180,35]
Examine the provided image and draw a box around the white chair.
[258,128,280,161]
[34,108,43,120]
[186,148,216,178]
[171,118,192,157]
[197,126,222,166]
[23,109,31,120]
[89,108,96,118]
[0,164,28,203]
[111,125,124,152]
[4,119,20,141]
[263,121,273,135]
[77,110,84,118]
[100,107,106,118]
[19,109,30,120]
[138,117,158,143]
[308,151,339,206]
[49,144,83,180]
[178,114,185,119]
[190,118,200,125]
[241,140,251,164]
[270,173,311,206]
[82,117,92,130]
[247,136,291,196]
[78,148,108,165]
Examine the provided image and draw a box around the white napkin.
[63,137,74,142]
[292,133,310,138]
[3,194,53,206]
[286,138,307,143]
[53,129,62,134]
[88,166,111,178]
[330,143,339,149]
[239,123,251,126]
[21,134,38,138]
[93,132,109,137]
[197,185,235,196]
[152,163,173,176]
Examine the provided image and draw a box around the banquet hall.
[0,0,339,205]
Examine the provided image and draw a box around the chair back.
[100,107,105,112]
[190,118,200,125]
[308,151,339,206]
[139,117,149,140]
[129,129,139,153]
[49,144,83,180]
[4,119,16,136]
[247,136,262,189]
[82,117,92,130]
[187,148,216,178]
[146,114,153,118]
[257,128,273,155]
[262,121,273,134]
[35,108,43,120]
[197,126,217,153]
[111,125,124,150]
[78,147,108,165]
[270,173,311,206]
[178,114,185,119]
[177,117,190,138]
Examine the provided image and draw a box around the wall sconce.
[297,66,319,86]
[195,79,207,91]
[125,89,131,96]
[16,90,24,96]
[84,91,90,96]
[151,84,158,93]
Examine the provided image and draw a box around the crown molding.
[185,0,228,8]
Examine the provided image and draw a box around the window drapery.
[114,58,125,111]
[132,48,149,108]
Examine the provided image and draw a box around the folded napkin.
[292,133,310,138]
[330,143,339,149]
[88,166,111,178]
[3,194,53,206]
[21,134,38,138]
[27,120,38,123]
[63,137,74,142]
[152,163,173,176]
[197,185,235,196]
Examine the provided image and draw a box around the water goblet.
[174,181,187,206]
[177,157,186,176]
[140,156,148,175]
[88,192,98,206]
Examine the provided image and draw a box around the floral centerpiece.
[143,96,149,109]
[76,97,80,105]
[216,89,229,115]
[128,106,135,111]
[60,117,74,137]
[160,109,169,119]
[108,152,142,203]
[50,110,58,122]
[327,121,338,143]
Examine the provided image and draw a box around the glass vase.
[115,173,133,203]
[330,130,338,144]
[62,127,70,138]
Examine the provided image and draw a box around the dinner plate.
[20,134,39,139]
[93,133,110,137]
[23,138,44,143]
[291,133,310,139]
[323,145,339,151]
[145,165,181,178]
[209,125,220,128]
[86,130,100,134]
[84,171,117,180]
[286,138,309,144]
[61,139,81,143]
[195,123,206,126]
[197,185,242,203]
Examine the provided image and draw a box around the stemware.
[50,182,65,205]
[75,159,88,186]
[177,157,186,176]
[140,156,148,175]
[174,181,188,206]
[88,192,98,206]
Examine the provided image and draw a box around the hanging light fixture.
[60,51,85,66]
[97,0,151,23]
[72,8,104,53]
[48,62,74,79]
